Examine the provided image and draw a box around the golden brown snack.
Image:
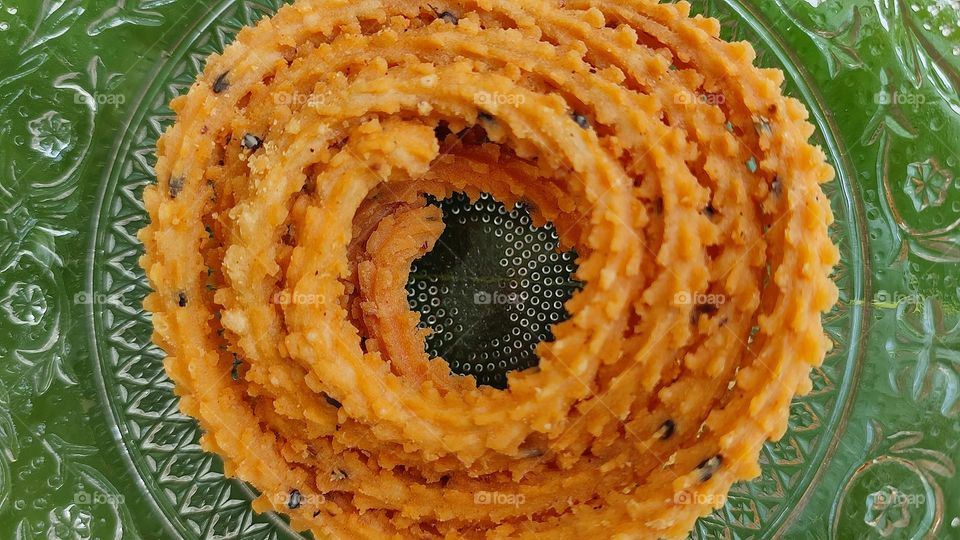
[138,1,839,537]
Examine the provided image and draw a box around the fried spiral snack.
[138,0,840,537]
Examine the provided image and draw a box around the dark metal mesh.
[406,193,581,389]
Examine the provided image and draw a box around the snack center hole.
[406,193,581,389]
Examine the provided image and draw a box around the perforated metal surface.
[406,193,581,389]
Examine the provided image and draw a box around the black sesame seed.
[177,292,187,307]
[231,356,242,381]
[213,72,230,94]
[323,394,342,409]
[659,419,675,440]
[168,176,185,199]
[754,118,772,135]
[704,204,716,217]
[572,112,590,129]
[771,176,783,197]
[287,489,302,509]
[242,133,263,151]
[696,455,723,482]
[439,10,459,24]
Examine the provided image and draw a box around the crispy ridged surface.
[138,1,839,537]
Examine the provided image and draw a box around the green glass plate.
[0,1,957,538]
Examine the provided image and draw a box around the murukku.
[139,0,839,537]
